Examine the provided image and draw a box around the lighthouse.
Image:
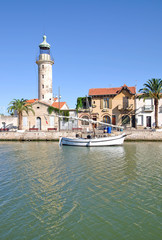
[36,35,54,102]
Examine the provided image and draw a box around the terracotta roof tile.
[26,99,66,109]
[52,102,66,109]
[89,85,136,96]
[26,99,38,103]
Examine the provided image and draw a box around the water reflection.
[0,142,161,240]
[123,144,138,180]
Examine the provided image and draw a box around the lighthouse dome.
[39,35,50,49]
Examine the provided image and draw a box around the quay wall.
[0,130,162,141]
[0,131,76,141]
[125,130,162,141]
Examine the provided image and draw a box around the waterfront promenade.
[0,130,162,141]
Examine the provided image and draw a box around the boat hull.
[60,134,126,147]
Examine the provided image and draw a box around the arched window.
[122,115,130,125]
[103,115,111,124]
[81,116,89,125]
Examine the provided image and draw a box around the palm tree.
[8,98,35,130]
[139,78,162,128]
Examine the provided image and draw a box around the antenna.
[135,80,138,92]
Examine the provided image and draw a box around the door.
[131,115,135,128]
[92,117,97,128]
[112,115,116,125]
[36,117,41,130]
[146,116,151,127]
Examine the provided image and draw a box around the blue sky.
[0,0,162,113]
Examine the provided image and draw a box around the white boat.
[59,133,126,147]
[58,115,126,147]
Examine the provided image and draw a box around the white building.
[136,96,162,128]
[60,109,78,130]
[0,115,18,131]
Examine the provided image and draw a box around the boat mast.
[57,115,124,129]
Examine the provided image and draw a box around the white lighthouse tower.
[36,35,54,102]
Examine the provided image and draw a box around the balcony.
[144,105,154,112]
[118,104,122,110]
[102,108,109,112]
[118,104,133,111]
[78,107,91,112]
[159,106,162,113]
[36,54,54,63]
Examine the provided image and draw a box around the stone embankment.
[0,131,76,141]
[0,130,162,141]
[125,129,162,141]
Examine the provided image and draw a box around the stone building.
[78,84,136,129]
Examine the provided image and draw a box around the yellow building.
[78,84,136,128]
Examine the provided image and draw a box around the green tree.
[139,78,162,128]
[8,98,35,130]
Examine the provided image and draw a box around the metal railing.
[36,54,54,62]
[118,104,133,110]
[144,105,154,111]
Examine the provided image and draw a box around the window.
[50,116,55,126]
[42,65,44,69]
[145,99,152,105]
[42,75,44,78]
[81,116,89,125]
[123,97,128,108]
[122,115,130,125]
[93,101,95,104]
[103,98,109,108]
[42,95,44,99]
[145,99,152,110]
[23,117,27,127]
[42,84,44,89]
[103,115,111,123]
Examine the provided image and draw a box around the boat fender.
[87,135,92,139]
[59,137,62,146]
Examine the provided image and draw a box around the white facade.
[60,103,69,110]
[0,115,18,130]
[60,109,78,130]
[136,97,162,128]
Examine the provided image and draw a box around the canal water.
[0,142,161,240]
